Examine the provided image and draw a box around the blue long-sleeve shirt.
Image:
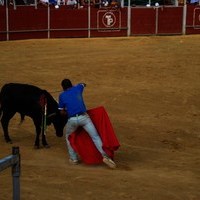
[58,83,87,118]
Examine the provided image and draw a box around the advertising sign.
[97,10,121,32]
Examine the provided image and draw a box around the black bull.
[0,83,67,148]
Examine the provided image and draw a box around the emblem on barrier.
[193,8,200,29]
[97,10,121,32]
[102,12,116,27]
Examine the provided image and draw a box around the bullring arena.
[0,35,200,200]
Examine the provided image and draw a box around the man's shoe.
[69,158,79,165]
[103,156,116,169]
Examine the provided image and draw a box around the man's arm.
[58,94,67,116]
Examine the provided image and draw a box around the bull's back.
[1,83,42,100]
[0,83,58,114]
[0,83,43,111]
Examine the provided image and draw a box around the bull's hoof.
[43,144,50,148]
[34,145,40,149]
[6,139,12,144]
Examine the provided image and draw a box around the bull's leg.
[34,124,41,149]
[33,115,49,148]
[33,119,49,148]
[1,111,15,143]
[41,115,49,148]
[33,118,42,149]
[42,133,50,148]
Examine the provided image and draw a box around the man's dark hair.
[61,79,72,90]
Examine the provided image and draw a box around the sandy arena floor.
[0,35,200,200]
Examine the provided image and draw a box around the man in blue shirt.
[58,79,116,169]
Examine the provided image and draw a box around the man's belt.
[70,112,86,118]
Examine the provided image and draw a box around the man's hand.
[60,109,67,116]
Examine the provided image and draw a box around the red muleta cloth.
[68,106,120,164]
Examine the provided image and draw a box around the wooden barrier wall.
[50,6,88,38]
[0,6,6,40]
[186,5,200,34]
[0,4,200,41]
[9,6,48,40]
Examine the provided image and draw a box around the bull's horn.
[47,113,56,118]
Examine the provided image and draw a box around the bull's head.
[47,111,68,137]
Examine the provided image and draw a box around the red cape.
[68,106,120,164]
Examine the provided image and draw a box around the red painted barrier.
[0,4,199,41]
[157,6,183,34]
[0,6,6,40]
[131,8,156,35]
[50,6,88,38]
[186,5,200,34]
[131,6,183,35]
[8,5,48,40]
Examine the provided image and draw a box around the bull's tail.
[0,88,2,120]
[19,113,25,125]
[0,103,2,120]
[0,84,8,120]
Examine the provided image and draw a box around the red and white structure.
[0,1,200,41]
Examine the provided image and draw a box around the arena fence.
[0,147,20,200]
[0,0,200,40]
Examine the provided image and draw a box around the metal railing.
[0,147,20,200]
